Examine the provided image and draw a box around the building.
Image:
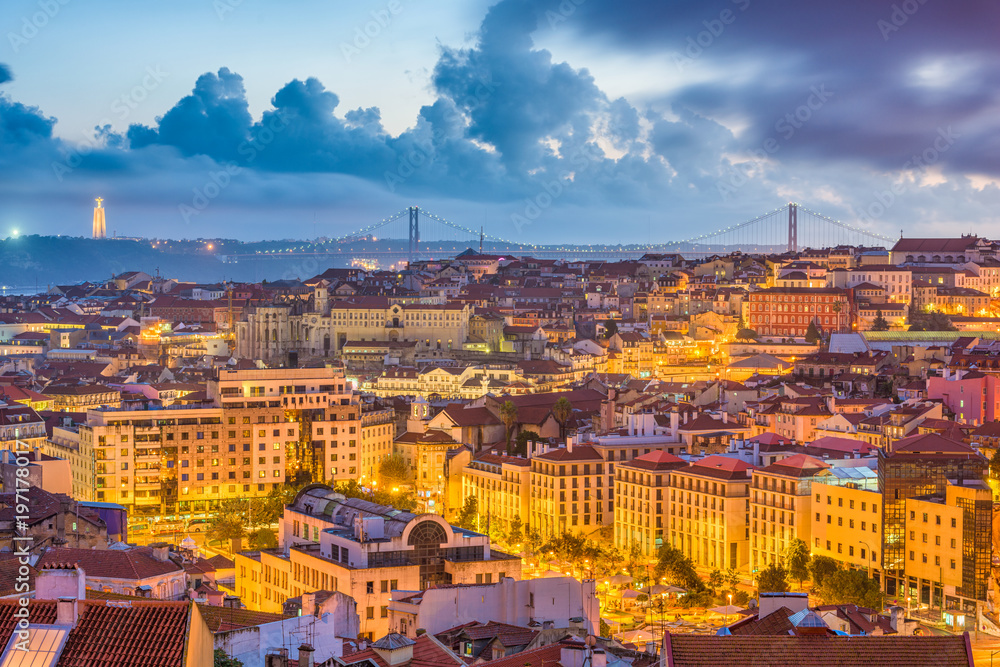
[241,485,520,639]
[670,455,752,572]
[614,451,686,558]
[529,444,609,536]
[388,576,598,638]
[461,450,530,536]
[747,287,852,337]
[879,432,990,622]
[37,545,187,599]
[750,454,828,574]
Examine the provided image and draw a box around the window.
[366,581,374,594]
[366,607,374,619]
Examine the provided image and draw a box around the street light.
[858,540,875,579]
[728,593,733,627]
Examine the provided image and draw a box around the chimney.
[722,412,728,424]
[150,543,170,562]
[889,605,902,633]
[56,597,78,628]
[298,644,315,667]
[591,649,608,667]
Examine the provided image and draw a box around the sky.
[0,0,998,244]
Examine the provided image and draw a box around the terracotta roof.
[759,454,830,477]
[620,450,687,471]
[684,455,752,481]
[0,598,192,667]
[37,546,183,580]
[534,445,603,462]
[665,632,974,666]
[341,633,464,667]
[890,432,978,456]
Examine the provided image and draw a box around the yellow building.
[461,450,531,534]
[614,451,686,558]
[750,454,828,573]
[669,455,751,571]
[248,485,519,639]
[530,444,609,536]
[809,470,882,573]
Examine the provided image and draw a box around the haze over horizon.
[1,0,998,244]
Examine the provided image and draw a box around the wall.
[215,613,348,667]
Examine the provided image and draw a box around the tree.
[207,515,245,543]
[785,538,811,589]
[499,401,519,455]
[816,568,884,610]
[552,397,573,440]
[508,515,524,547]
[456,495,479,531]
[599,618,611,638]
[248,527,277,550]
[603,319,619,339]
[990,449,1000,480]
[214,650,244,667]
[756,562,789,594]
[513,430,538,457]
[724,568,742,595]
[654,543,704,592]
[378,453,410,489]
[909,311,957,331]
[809,555,840,588]
[735,328,758,342]
[804,320,821,344]
[707,569,724,596]
[871,310,890,331]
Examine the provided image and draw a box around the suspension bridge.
[218,203,898,266]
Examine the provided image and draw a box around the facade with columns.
[236,288,471,363]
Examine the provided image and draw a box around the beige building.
[750,454,828,573]
[529,444,610,536]
[669,455,751,572]
[240,485,520,639]
[460,450,531,534]
[614,451,686,558]
[809,470,882,572]
[236,290,471,363]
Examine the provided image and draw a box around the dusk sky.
[0,0,998,243]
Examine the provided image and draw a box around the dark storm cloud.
[553,0,1000,177]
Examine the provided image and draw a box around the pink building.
[926,369,1000,425]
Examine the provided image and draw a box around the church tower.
[92,197,107,239]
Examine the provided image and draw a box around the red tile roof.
[37,546,183,580]
[665,632,975,666]
[0,598,193,667]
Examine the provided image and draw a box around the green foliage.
[724,568,742,594]
[707,569,724,595]
[735,328,758,341]
[756,562,789,594]
[247,527,277,550]
[456,495,479,531]
[785,538,811,589]
[909,311,957,331]
[990,449,1000,480]
[805,320,822,344]
[599,619,611,638]
[512,430,538,457]
[214,649,244,667]
[552,397,573,439]
[816,568,884,611]
[654,543,704,592]
[508,515,524,546]
[809,555,840,588]
[603,319,619,339]
[207,509,246,543]
[333,479,418,511]
[378,453,411,487]
[871,310,890,331]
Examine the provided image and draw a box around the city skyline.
[1,1,998,244]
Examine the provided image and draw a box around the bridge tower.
[787,203,798,253]
[408,206,420,264]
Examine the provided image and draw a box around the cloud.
[0,1,998,244]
